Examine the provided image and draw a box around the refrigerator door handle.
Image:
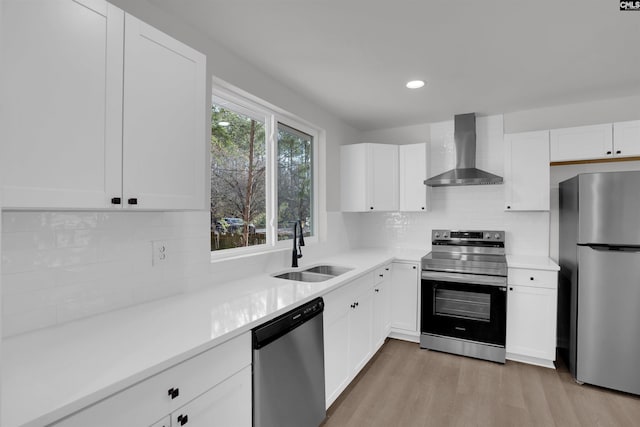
[579,243,640,253]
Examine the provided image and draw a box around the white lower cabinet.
[506,268,558,368]
[390,261,420,339]
[53,333,251,427]
[372,264,392,351]
[170,365,251,427]
[323,272,375,407]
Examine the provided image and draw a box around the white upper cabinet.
[613,120,640,158]
[399,143,428,212]
[1,0,124,209]
[122,15,206,210]
[1,0,206,210]
[549,124,612,162]
[504,130,550,211]
[340,143,399,212]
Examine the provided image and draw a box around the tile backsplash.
[1,211,211,337]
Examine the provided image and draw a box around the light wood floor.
[323,339,640,427]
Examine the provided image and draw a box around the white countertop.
[2,248,422,427]
[506,255,560,271]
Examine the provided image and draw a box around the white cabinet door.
[340,143,398,212]
[613,120,640,158]
[122,14,206,210]
[373,265,392,351]
[348,276,374,375]
[170,366,251,427]
[504,131,550,211]
[1,0,124,209]
[323,285,352,407]
[390,262,419,333]
[550,124,613,162]
[399,143,428,212]
[506,285,557,363]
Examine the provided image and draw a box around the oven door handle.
[421,271,507,287]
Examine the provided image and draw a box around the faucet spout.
[291,220,303,268]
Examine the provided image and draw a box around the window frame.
[210,81,321,260]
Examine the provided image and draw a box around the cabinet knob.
[375,288,379,292]
[412,266,416,269]
[385,268,389,271]
[616,150,622,155]
[379,274,384,277]
[506,205,511,209]
[128,198,138,205]
[355,302,359,307]
[421,207,425,210]
[370,206,374,210]
[177,414,189,425]
[168,387,180,399]
[111,197,121,205]
[606,150,612,155]
[350,303,355,309]
[530,277,534,281]
[509,287,514,291]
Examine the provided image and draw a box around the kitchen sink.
[273,271,334,282]
[273,265,353,283]
[303,265,353,276]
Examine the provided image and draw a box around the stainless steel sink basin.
[273,265,353,282]
[303,265,353,276]
[273,271,334,282]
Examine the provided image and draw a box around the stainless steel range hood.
[424,113,503,187]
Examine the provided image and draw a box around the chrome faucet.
[291,220,305,267]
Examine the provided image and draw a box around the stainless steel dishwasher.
[252,297,326,427]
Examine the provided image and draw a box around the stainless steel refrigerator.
[559,171,640,395]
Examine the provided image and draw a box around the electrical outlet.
[152,240,168,266]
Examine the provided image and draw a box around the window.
[277,123,313,240]
[210,92,318,254]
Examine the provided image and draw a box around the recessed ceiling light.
[218,121,230,127]
[406,80,425,89]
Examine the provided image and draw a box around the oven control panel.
[432,229,505,243]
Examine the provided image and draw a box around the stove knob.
[494,233,501,239]
[443,233,448,238]
[485,233,491,239]
[434,232,440,238]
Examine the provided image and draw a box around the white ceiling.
[149,0,640,131]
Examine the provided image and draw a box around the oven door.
[421,272,507,346]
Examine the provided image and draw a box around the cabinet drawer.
[508,268,557,289]
[54,332,251,427]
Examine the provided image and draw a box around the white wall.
[354,115,551,255]
[0,0,356,336]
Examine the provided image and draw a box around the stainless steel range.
[420,230,508,363]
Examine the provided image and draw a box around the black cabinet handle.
[530,277,534,281]
[177,414,189,425]
[128,198,138,205]
[379,274,384,277]
[606,151,612,155]
[506,205,511,209]
[168,387,180,399]
[111,197,121,205]
[509,287,513,291]
[421,207,425,210]
[374,288,379,293]
[616,150,622,154]
[370,206,374,210]
[355,302,359,307]
[350,303,355,308]
[385,268,389,271]
[412,266,416,269]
